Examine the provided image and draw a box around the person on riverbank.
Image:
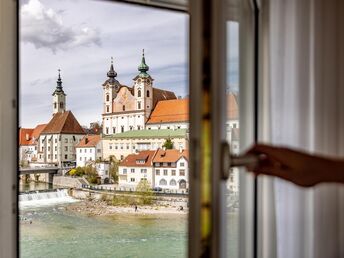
[246,144,344,187]
[135,205,138,212]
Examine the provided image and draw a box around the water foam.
[19,189,78,209]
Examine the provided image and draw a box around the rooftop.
[102,129,187,140]
[41,111,85,135]
[119,150,157,167]
[76,135,101,148]
[152,148,189,163]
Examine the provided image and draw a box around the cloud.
[20,0,101,53]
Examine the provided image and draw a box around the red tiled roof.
[19,128,34,146]
[41,111,85,134]
[152,149,189,163]
[119,150,157,167]
[227,93,238,120]
[76,135,101,148]
[152,88,177,108]
[147,99,189,124]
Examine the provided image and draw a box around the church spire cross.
[107,56,117,79]
[138,49,150,76]
[53,68,65,96]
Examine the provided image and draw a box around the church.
[101,50,180,135]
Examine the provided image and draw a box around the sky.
[19,0,238,128]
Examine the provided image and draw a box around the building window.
[126,144,129,150]
[55,146,57,151]
[120,144,123,150]
[48,154,51,159]
[54,102,57,109]
[48,146,50,151]
[60,102,64,108]
[54,155,57,159]
[106,105,110,113]
[141,169,147,173]
[84,149,86,153]
[138,89,141,97]
[65,154,68,159]
[130,178,135,182]
[80,149,82,153]
[156,169,160,175]
[163,162,168,167]
[106,127,109,134]
[146,90,150,97]
[179,169,185,176]
[121,126,124,133]
[65,139,68,143]
[122,105,125,111]
[109,144,112,150]
[65,146,68,151]
[123,169,127,174]
[156,163,160,167]
[80,157,82,161]
[180,162,185,167]
[159,179,167,186]
[113,127,116,134]
[138,101,141,109]
[90,149,92,153]
[170,179,177,186]
[163,169,168,176]
[171,170,176,176]
[131,169,135,173]
[167,162,171,166]
[106,94,109,101]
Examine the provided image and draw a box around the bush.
[162,137,173,149]
[136,180,154,205]
[84,165,99,184]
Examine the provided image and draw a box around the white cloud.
[20,0,101,53]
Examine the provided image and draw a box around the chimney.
[25,133,30,141]
[179,147,183,153]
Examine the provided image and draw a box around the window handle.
[221,142,259,180]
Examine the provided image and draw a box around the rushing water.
[19,183,238,258]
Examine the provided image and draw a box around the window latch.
[221,142,259,180]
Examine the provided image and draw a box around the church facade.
[101,51,176,135]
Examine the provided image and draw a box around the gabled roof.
[41,111,85,135]
[119,150,157,167]
[76,135,101,148]
[19,123,47,146]
[147,98,189,124]
[19,128,34,146]
[102,129,187,140]
[152,88,177,108]
[152,149,189,163]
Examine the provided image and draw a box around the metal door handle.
[221,142,259,180]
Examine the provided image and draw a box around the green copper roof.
[102,129,187,140]
[137,49,151,78]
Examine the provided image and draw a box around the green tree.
[84,165,98,184]
[109,161,119,184]
[136,180,154,205]
[162,137,174,149]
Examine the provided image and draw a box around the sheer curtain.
[257,0,344,257]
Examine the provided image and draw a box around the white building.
[19,124,46,164]
[95,162,110,184]
[102,128,188,161]
[102,52,176,135]
[152,149,189,191]
[75,135,102,167]
[118,150,156,189]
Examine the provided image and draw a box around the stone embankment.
[53,176,89,188]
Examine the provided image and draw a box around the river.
[19,183,238,258]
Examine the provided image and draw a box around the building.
[95,162,110,184]
[146,98,189,130]
[102,129,188,161]
[118,148,189,191]
[35,71,86,166]
[152,148,189,190]
[101,52,176,135]
[19,124,46,164]
[75,135,102,167]
[118,150,156,188]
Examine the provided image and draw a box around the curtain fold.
[258,0,344,257]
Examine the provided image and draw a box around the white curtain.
[257,0,344,258]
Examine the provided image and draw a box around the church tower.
[103,57,120,115]
[52,69,66,115]
[133,49,153,122]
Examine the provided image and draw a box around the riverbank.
[66,199,188,217]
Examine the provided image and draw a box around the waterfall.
[19,189,78,208]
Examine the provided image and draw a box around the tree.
[136,180,154,205]
[84,165,98,184]
[162,137,174,149]
[109,161,119,184]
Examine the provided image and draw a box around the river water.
[19,183,238,258]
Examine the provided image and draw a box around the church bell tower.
[52,69,66,115]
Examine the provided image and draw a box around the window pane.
[19,0,189,257]
[226,20,240,257]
